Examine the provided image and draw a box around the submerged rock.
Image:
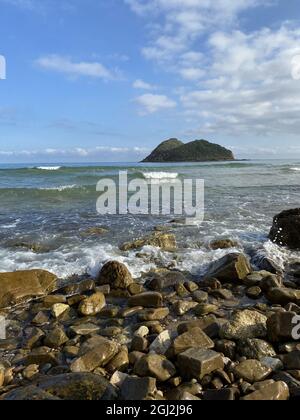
[120,232,177,252]
[0,270,57,308]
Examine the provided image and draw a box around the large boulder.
[269,209,300,249]
[204,253,251,283]
[97,261,133,290]
[0,270,57,309]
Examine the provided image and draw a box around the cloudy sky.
[0,0,300,162]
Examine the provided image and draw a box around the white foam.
[39,185,77,192]
[142,172,179,180]
[36,166,61,171]
[290,167,300,171]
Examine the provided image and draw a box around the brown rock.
[133,354,176,382]
[97,261,133,290]
[172,327,214,355]
[267,311,297,343]
[120,232,177,252]
[220,309,267,340]
[242,381,289,400]
[205,253,251,283]
[78,292,106,316]
[177,349,224,380]
[128,292,163,308]
[234,360,272,383]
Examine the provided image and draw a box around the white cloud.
[133,79,156,90]
[35,55,119,81]
[134,93,177,114]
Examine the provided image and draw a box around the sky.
[0,0,300,162]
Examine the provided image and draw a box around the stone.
[24,327,45,349]
[133,354,176,382]
[237,339,276,360]
[177,349,224,380]
[260,275,283,292]
[106,349,129,374]
[269,208,300,249]
[69,323,100,336]
[0,270,57,308]
[149,330,173,355]
[246,287,262,299]
[210,239,239,250]
[173,300,198,316]
[23,364,39,380]
[234,360,272,383]
[242,381,289,401]
[120,232,177,252]
[44,327,69,349]
[25,347,60,367]
[80,227,109,237]
[210,289,234,300]
[220,310,267,340]
[70,336,119,372]
[147,271,186,291]
[1,386,61,400]
[60,279,95,296]
[194,303,219,316]
[131,336,148,352]
[135,326,149,338]
[51,303,70,319]
[273,372,300,398]
[192,290,208,303]
[64,346,80,358]
[267,311,296,342]
[266,288,300,305]
[128,292,163,308]
[78,292,106,316]
[178,315,218,335]
[138,307,169,321]
[205,253,251,283]
[215,340,237,360]
[261,357,284,372]
[120,376,157,400]
[97,261,133,290]
[175,283,190,297]
[0,366,5,387]
[120,306,144,318]
[128,283,144,295]
[172,327,214,355]
[280,351,300,370]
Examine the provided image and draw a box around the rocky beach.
[0,208,300,401]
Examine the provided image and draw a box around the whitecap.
[142,172,179,180]
[36,166,61,171]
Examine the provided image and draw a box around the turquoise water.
[0,160,300,278]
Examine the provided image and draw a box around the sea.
[0,160,300,280]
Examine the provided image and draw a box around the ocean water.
[0,160,300,279]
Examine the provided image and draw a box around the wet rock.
[260,275,283,292]
[260,357,284,372]
[120,376,157,400]
[80,227,109,237]
[44,327,69,349]
[210,239,239,250]
[175,283,190,297]
[266,288,300,305]
[149,330,173,355]
[237,339,276,360]
[134,354,176,382]
[106,349,129,374]
[178,315,220,338]
[205,253,251,283]
[220,309,267,340]
[78,292,106,316]
[51,303,70,319]
[242,381,289,401]
[1,386,61,400]
[32,311,50,326]
[210,289,234,300]
[128,283,144,295]
[194,303,219,316]
[0,366,4,387]
[267,312,296,342]
[173,300,198,316]
[146,271,186,291]
[139,307,169,321]
[215,340,237,360]
[70,336,119,372]
[23,364,39,380]
[172,327,214,356]
[269,209,300,249]
[128,292,163,308]
[25,347,60,367]
[246,287,262,300]
[234,360,272,383]
[69,323,100,336]
[120,306,144,318]
[279,351,300,370]
[177,349,224,380]
[60,279,95,296]
[97,261,133,290]
[273,372,300,398]
[192,290,208,303]
[120,232,177,252]
[24,327,45,349]
[0,270,57,309]
[131,336,148,352]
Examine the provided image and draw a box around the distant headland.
[142,138,235,162]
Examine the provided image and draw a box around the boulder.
[220,310,268,340]
[241,381,289,401]
[97,261,133,290]
[0,270,57,308]
[128,292,163,308]
[266,288,300,306]
[78,292,106,316]
[269,209,300,249]
[70,336,119,372]
[177,349,224,380]
[172,327,214,355]
[133,354,176,382]
[267,312,297,343]
[237,339,276,360]
[234,360,272,383]
[120,232,177,252]
[204,253,251,283]
[146,271,187,291]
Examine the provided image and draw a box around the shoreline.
[0,214,299,401]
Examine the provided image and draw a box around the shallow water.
[0,160,300,278]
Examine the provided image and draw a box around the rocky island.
[142,139,235,163]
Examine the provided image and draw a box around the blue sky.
[0,0,300,162]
